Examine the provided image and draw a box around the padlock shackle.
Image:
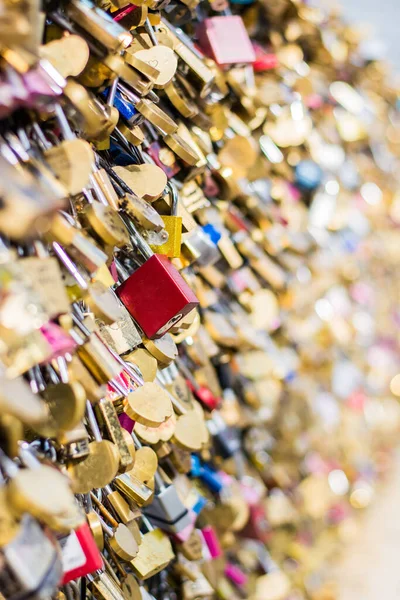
[153,470,166,492]
[120,212,153,260]
[56,356,70,383]
[166,181,179,216]
[52,242,89,290]
[107,77,119,107]
[144,18,158,47]
[86,400,103,442]
[54,104,76,141]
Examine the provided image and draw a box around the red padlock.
[115,220,198,339]
[186,380,221,411]
[252,43,279,73]
[176,357,221,411]
[240,502,271,544]
[60,522,103,584]
[196,14,255,67]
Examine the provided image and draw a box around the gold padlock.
[149,182,182,258]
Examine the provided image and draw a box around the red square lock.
[60,522,103,584]
[116,254,199,339]
[196,16,256,66]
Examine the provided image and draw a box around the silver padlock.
[181,227,221,267]
[143,469,191,534]
[0,514,62,600]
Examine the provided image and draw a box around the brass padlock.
[149,182,182,258]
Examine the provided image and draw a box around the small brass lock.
[150,181,182,258]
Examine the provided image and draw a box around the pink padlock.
[201,525,222,559]
[119,412,135,433]
[172,510,197,543]
[40,322,77,360]
[224,563,248,587]
[196,15,255,66]
[22,60,65,107]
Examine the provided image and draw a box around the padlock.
[0,514,62,600]
[177,357,221,411]
[48,212,108,278]
[89,492,140,561]
[33,122,93,197]
[102,484,137,525]
[201,525,222,558]
[96,303,142,356]
[0,150,66,241]
[207,412,241,458]
[177,528,204,561]
[190,455,223,494]
[75,328,123,385]
[39,322,77,361]
[33,363,86,438]
[63,80,118,142]
[88,569,126,600]
[95,397,134,472]
[224,562,248,588]
[115,82,178,135]
[182,571,215,600]
[101,87,141,127]
[65,0,133,51]
[130,516,175,579]
[114,471,154,506]
[196,13,255,66]
[0,371,49,430]
[125,348,158,383]
[160,18,215,97]
[17,251,70,321]
[59,521,103,584]
[181,226,221,267]
[5,444,85,533]
[145,125,181,179]
[143,470,191,534]
[149,182,182,258]
[57,419,90,463]
[115,218,198,339]
[67,400,120,493]
[240,502,270,544]
[113,157,168,202]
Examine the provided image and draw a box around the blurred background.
[339,0,400,68]
[313,2,400,599]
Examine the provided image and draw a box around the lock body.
[196,16,256,66]
[149,181,183,258]
[144,484,191,534]
[60,522,104,584]
[182,227,221,266]
[151,215,183,258]
[116,254,199,339]
[0,515,62,600]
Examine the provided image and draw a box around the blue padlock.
[190,454,202,477]
[101,88,139,125]
[109,141,136,166]
[294,160,323,192]
[201,464,223,493]
[190,455,223,494]
[202,224,222,246]
[192,495,207,515]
